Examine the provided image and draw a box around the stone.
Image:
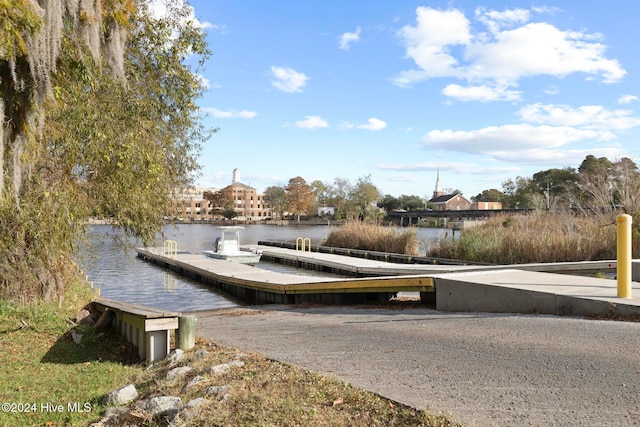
[166,349,184,365]
[211,360,244,375]
[192,349,209,361]
[145,396,183,417]
[103,406,129,418]
[182,375,203,392]
[166,366,194,380]
[205,385,230,398]
[187,398,207,408]
[104,384,139,406]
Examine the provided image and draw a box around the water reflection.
[78,223,449,312]
[79,225,240,312]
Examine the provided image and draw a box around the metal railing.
[163,240,177,258]
[296,237,311,252]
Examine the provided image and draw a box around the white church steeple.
[433,166,444,199]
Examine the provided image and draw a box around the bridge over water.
[388,208,533,226]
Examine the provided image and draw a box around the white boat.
[202,226,262,265]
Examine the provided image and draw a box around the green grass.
[0,290,141,427]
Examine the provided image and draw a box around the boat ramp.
[136,242,640,317]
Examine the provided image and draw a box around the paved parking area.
[194,305,640,427]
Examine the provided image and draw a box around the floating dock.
[136,244,640,317]
[136,246,436,305]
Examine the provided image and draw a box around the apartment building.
[226,169,272,220]
[171,169,272,221]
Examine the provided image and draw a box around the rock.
[166,366,194,380]
[211,360,244,375]
[132,398,149,412]
[103,406,129,418]
[192,349,209,361]
[88,406,130,427]
[182,375,203,392]
[187,397,207,408]
[166,349,184,365]
[104,384,139,406]
[145,396,183,417]
[205,385,230,398]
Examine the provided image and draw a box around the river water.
[79,224,448,312]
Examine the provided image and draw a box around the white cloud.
[339,27,361,50]
[394,7,470,87]
[466,22,625,83]
[519,103,640,130]
[475,7,530,33]
[618,94,639,105]
[442,84,521,102]
[271,66,309,93]
[205,108,257,119]
[343,118,387,131]
[148,0,215,31]
[375,162,521,176]
[292,116,329,129]
[422,124,616,161]
[394,6,626,93]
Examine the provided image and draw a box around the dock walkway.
[136,246,436,305]
[136,245,640,317]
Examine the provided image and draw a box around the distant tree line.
[472,155,640,221]
[229,154,640,224]
[255,175,385,221]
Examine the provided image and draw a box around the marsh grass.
[427,211,638,264]
[325,221,420,255]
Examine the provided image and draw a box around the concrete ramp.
[433,269,640,317]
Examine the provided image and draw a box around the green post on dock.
[177,315,196,350]
[617,214,633,298]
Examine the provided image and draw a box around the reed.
[428,211,638,264]
[325,221,420,255]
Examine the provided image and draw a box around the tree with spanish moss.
[0,1,212,301]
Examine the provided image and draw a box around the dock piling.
[177,315,196,351]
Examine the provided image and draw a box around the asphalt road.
[193,305,640,427]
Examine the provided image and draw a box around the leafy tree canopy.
[263,185,287,220]
[0,1,211,301]
[285,177,314,221]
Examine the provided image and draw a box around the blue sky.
[158,1,640,199]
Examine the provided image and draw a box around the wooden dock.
[136,247,436,304]
[135,243,640,317]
